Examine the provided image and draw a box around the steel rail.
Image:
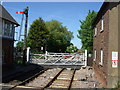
[42,68,65,89]
[68,69,76,90]
[44,69,76,89]
[8,69,47,90]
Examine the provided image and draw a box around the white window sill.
[100,29,104,33]
[94,35,96,37]
[99,62,103,66]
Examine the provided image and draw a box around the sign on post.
[112,51,118,68]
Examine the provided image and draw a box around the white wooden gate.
[27,47,87,66]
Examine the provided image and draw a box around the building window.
[0,19,2,35]
[99,49,103,65]
[10,23,14,37]
[2,20,4,35]
[94,27,97,37]
[4,21,10,36]
[100,16,104,32]
[94,49,96,61]
[4,21,7,36]
[3,20,14,38]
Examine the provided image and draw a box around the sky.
[2,2,103,49]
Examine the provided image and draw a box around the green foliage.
[34,55,45,59]
[16,40,24,52]
[66,44,78,53]
[15,60,23,64]
[111,81,120,90]
[46,20,74,52]
[114,81,120,90]
[77,10,97,53]
[27,17,49,53]
[16,18,73,53]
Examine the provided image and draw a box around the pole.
[23,6,28,64]
[27,47,30,63]
[84,50,87,67]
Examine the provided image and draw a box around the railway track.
[6,68,76,90]
[25,68,63,88]
[48,69,76,89]
[3,67,97,89]
[7,69,47,90]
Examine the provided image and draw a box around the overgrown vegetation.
[16,40,24,52]
[113,81,120,90]
[77,10,97,54]
[27,17,49,53]
[46,20,73,52]
[66,44,78,53]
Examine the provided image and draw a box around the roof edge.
[0,4,20,26]
[92,2,109,26]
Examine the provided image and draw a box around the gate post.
[27,47,30,62]
[45,51,48,60]
[83,53,85,61]
[84,50,87,67]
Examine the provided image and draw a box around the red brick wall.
[93,8,109,86]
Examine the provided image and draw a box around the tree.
[77,10,97,53]
[27,17,49,53]
[45,20,73,52]
[66,44,78,53]
[18,18,73,53]
[16,40,24,52]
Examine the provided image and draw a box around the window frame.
[9,23,14,37]
[94,49,96,61]
[94,27,97,37]
[2,20,5,35]
[99,49,103,65]
[2,19,14,39]
[100,16,104,32]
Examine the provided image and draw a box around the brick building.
[0,5,19,68]
[93,2,120,88]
